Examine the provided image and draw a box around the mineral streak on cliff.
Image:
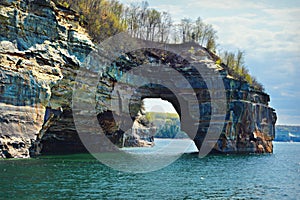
[0,0,276,158]
[0,0,93,157]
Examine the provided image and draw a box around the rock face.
[0,0,276,158]
[0,0,93,157]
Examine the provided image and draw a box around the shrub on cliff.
[55,0,127,41]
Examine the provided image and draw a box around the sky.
[120,0,300,125]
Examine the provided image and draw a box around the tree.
[180,18,192,43]
[146,9,160,41]
[158,12,172,43]
[193,17,204,43]
[125,3,140,38]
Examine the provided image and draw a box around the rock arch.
[69,35,276,155]
[0,1,276,158]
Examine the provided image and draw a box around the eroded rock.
[0,0,93,157]
[0,135,31,158]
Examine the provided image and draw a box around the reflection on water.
[122,138,198,154]
[90,139,198,173]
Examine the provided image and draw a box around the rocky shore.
[0,0,276,158]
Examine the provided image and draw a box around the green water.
[0,141,299,199]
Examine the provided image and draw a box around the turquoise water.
[0,141,299,199]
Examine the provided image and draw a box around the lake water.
[0,140,299,199]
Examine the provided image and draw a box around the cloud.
[280,91,300,98]
[144,98,177,113]
[206,14,300,55]
[185,0,264,10]
[272,82,293,91]
[276,106,300,125]
[151,4,185,20]
[262,7,300,20]
[277,114,300,125]
[183,1,300,57]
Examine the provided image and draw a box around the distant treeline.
[275,125,300,142]
[145,114,300,142]
[145,112,188,139]
[55,0,264,91]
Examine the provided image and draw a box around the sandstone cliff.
[0,0,93,157]
[0,0,276,158]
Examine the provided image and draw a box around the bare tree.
[158,12,172,43]
[193,17,204,43]
[146,9,160,41]
[180,18,192,43]
[236,50,245,70]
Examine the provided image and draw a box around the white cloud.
[272,82,293,90]
[206,13,300,55]
[277,114,300,125]
[276,107,300,125]
[262,7,300,20]
[144,98,177,113]
[280,91,300,98]
[151,4,184,21]
[185,0,264,10]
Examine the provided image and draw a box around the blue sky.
[120,0,300,125]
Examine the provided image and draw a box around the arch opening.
[123,97,198,153]
[142,98,188,139]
